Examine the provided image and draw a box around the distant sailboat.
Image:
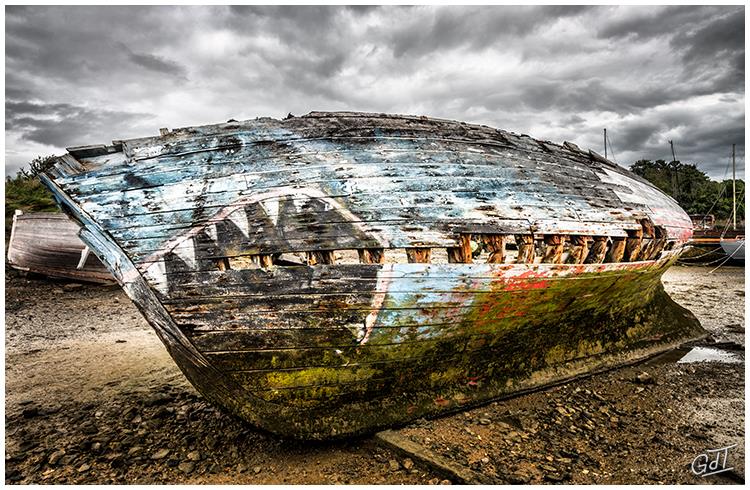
[719,144,744,262]
[720,236,744,260]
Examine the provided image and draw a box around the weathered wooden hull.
[40,112,704,439]
[6,210,113,283]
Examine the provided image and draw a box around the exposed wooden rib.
[515,235,535,264]
[406,248,431,263]
[447,234,473,264]
[585,237,608,264]
[624,228,643,262]
[306,251,335,265]
[358,248,385,264]
[542,234,565,263]
[606,237,627,263]
[482,234,507,263]
[565,235,590,264]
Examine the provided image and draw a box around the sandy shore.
[4,265,744,484]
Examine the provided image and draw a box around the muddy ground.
[4,265,745,484]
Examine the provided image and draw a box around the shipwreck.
[7,210,113,283]
[41,111,704,439]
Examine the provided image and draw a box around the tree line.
[629,159,744,225]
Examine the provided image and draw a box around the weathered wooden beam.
[447,235,472,264]
[624,229,643,262]
[606,237,626,263]
[565,235,590,264]
[636,218,654,260]
[585,236,608,264]
[216,258,231,271]
[406,247,432,263]
[306,251,336,265]
[542,234,565,263]
[645,226,667,260]
[515,234,536,264]
[374,430,493,484]
[358,248,385,264]
[482,234,507,264]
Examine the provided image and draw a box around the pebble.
[48,450,66,465]
[22,407,40,418]
[508,471,531,484]
[62,283,83,291]
[403,458,414,470]
[388,459,401,471]
[77,464,90,473]
[253,466,262,474]
[127,446,141,457]
[151,449,170,460]
[479,418,491,425]
[635,372,655,385]
[544,473,564,482]
[152,407,171,419]
[187,450,201,461]
[143,393,172,407]
[178,462,194,474]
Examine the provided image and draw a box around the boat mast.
[604,128,607,159]
[669,140,678,198]
[732,143,736,231]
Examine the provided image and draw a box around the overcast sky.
[5,5,745,179]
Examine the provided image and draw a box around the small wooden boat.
[40,112,704,439]
[7,210,113,283]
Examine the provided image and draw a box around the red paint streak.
[434,396,450,407]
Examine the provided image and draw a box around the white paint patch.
[205,223,218,242]
[360,264,397,344]
[141,259,168,294]
[226,209,251,237]
[172,238,197,269]
[260,198,280,226]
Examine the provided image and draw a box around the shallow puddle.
[677,346,743,364]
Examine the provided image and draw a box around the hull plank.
[40,111,704,439]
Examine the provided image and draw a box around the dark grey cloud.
[6,99,153,147]
[119,43,187,79]
[673,8,745,60]
[388,5,593,58]
[4,5,745,180]
[597,6,724,41]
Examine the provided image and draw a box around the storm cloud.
[5,5,745,179]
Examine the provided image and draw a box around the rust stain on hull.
[40,111,704,439]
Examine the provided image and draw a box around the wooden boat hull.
[7,210,113,283]
[40,112,704,439]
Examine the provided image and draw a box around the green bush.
[5,156,60,238]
